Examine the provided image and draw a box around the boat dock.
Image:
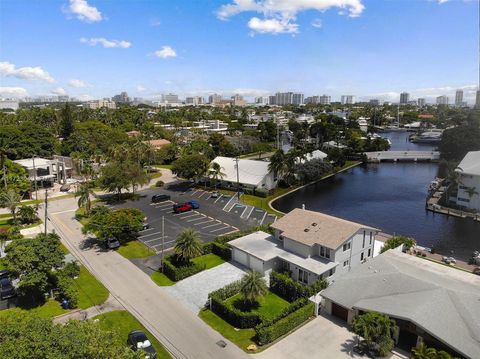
[365,150,440,163]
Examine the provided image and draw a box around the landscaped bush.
[258,297,309,327]
[56,275,79,308]
[202,242,214,255]
[254,188,269,197]
[270,272,328,302]
[155,180,164,187]
[211,242,231,261]
[162,256,206,281]
[255,302,314,345]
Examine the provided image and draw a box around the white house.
[14,157,70,187]
[229,208,379,284]
[295,150,328,165]
[453,151,480,212]
[209,156,277,191]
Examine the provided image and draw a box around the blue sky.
[0,0,478,103]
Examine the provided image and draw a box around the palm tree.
[75,183,95,215]
[174,228,203,263]
[209,162,225,190]
[465,186,479,201]
[411,343,438,359]
[17,205,38,224]
[239,270,268,305]
[352,311,397,356]
[0,189,21,222]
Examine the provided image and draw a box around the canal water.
[273,131,480,260]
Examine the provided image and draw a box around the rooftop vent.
[312,223,317,226]
[304,228,310,232]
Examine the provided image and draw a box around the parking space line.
[201,221,223,229]
[180,213,201,219]
[191,190,200,196]
[213,194,223,203]
[193,219,214,226]
[144,237,167,244]
[138,231,162,239]
[223,195,236,211]
[198,191,208,198]
[159,207,172,212]
[139,227,155,233]
[245,206,254,219]
[186,216,208,222]
[219,229,239,236]
[260,211,268,225]
[152,240,176,248]
[210,226,233,233]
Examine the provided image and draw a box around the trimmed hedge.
[162,256,206,281]
[255,302,314,345]
[211,242,231,261]
[270,271,328,302]
[254,188,269,198]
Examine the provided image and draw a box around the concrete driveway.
[255,313,405,359]
[163,262,246,313]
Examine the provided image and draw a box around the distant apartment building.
[399,92,410,104]
[161,93,179,104]
[369,99,380,106]
[436,95,449,105]
[319,95,331,105]
[305,96,319,104]
[208,93,222,104]
[417,98,426,107]
[185,96,204,106]
[87,99,116,109]
[255,96,269,105]
[275,92,304,106]
[58,95,69,102]
[113,91,130,103]
[476,90,480,108]
[0,99,19,111]
[231,94,247,106]
[341,95,355,105]
[268,95,276,105]
[455,90,464,107]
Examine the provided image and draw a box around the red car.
[173,203,192,213]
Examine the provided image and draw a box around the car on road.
[210,191,219,198]
[173,203,192,213]
[127,330,157,358]
[151,194,171,203]
[105,237,121,250]
[0,277,16,300]
[187,200,200,209]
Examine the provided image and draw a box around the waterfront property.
[209,156,277,191]
[320,250,480,358]
[229,208,379,284]
[452,151,480,212]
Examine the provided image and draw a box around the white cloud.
[136,85,146,92]
[231,88,270,97]
[65,0,103,22]
[77,94,94,101]
[51,87,68,96]
[217,0,364,34]
[68,78,88,88]
[80,37,131,48]
[0,61,55,82]
[150,18,161,26]
[0,86,28,97]
[437,0,449,4]
[154,46,177,58]
[312,18,323,28]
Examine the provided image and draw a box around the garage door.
[332,303,349,322]
[249,256,264,274]
[233,249,248,267]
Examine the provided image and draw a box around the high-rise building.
[268,95,276,105]
[417,98,426,107]
[436,95,449,105]
[231,94,247,106]
[162,93,179,104]
[369,99,380,106]
[185,96,204,106]
[113,91,130,103]
[305,96,319,104]
[292,93,304,105]
[341,95,355,105]
[399,92,410,104]
[476,90,480,109]
[455,90,464,107]
[208,94,222,104]
[319,95,331,105]
[255,97,269,105]
[275,92,304,105]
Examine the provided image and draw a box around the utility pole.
[160,216,164,272]
[32,155,38,201]
[276,119,280,150]
[234,157,240,200]
[44,189,48,235]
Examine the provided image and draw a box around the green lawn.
[199,309,257,352]
[192,253,225,269]
[225,292,290,320]
[94,310,171,359]
[241,187,293,217]
[0,213,12,219]
[150,271,175,286]
[0,299,69,320]
[117,240,155,259]
[75,266,109,309]
[156,164,173,170]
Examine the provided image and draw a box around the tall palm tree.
[240,270,268,305]
[465,186,479,201]
[209,162,225,190]
[0,189,21,222]
[75,183,95,215]
[174,228,203,263]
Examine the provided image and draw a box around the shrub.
[56,276,78,308]
[255,188,269,197]
[211,242,231,260]
[202,242,214,255]
[380,235,416,254]
[155,180,164,187]
[162,256,206,281]
[255,302,314,345]
[270,272,328,302]
[61,262,80,279]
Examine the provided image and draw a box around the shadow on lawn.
[97,193,147,205]
[231,298,260,312]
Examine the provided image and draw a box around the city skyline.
[0,0,479,103]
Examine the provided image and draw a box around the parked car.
[151,194,171,203]
[187,200,200,209]
[105,237,121,250]
[0,277,16,300]
[0,269,10,280]
[210,191,219,198]
[127,330,157,359]
[173,203,192,213]
[442,256,456,264]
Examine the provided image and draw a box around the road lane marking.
[50,209,77,214]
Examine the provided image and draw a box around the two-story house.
[229,208,379,284]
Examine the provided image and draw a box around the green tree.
[76,183,95,215]
[0,188,21,222]
[352,311,397,356]
[209,161,225,190]
[125,162,150,194]
[59,103,74,139]
[439,124,480,161]
[99,162,130,198]
[240,270,268,304]
[411,343,457,359]
[172,154,209,182]
[174,228,203,262]
[17,205,38,225]
[0,159,31,193]
[380,235,416,253]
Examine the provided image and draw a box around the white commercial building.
[230,209,379,284]
[14,157,71,187]
[86,99,116,109]
[0,99,19,111]
[453,151,480,212]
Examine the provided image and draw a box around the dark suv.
[151,194,171,203]
[128,330,157,358]
[0,275,16,300]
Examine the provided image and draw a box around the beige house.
[146,139,171,150]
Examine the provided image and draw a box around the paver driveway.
[163,262,246,313]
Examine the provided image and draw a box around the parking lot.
[113,183,277,254]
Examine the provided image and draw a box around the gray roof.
[210,156,271,187]
[321,250,480,359]
[229,231,337,275]
[456,150,480,176]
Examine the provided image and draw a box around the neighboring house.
[208,156,277,191]
[146,139,171,150]
[295,150,328,165]
[126,130,141,138]
[14,157,71,187]
[321,250,480,359]
[453,150,480,212]
[229,208,378,284]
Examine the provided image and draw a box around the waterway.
[273,131,479,260]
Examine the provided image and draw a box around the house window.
[343,260,349,267]
[368,248,371,257]
[361,252,364,261]
[343,242,351,251]
[319,246,331,259]
[369,232,373,245]
[329,268,335,276]
[298,269,308,284]
[362,236,365,248]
